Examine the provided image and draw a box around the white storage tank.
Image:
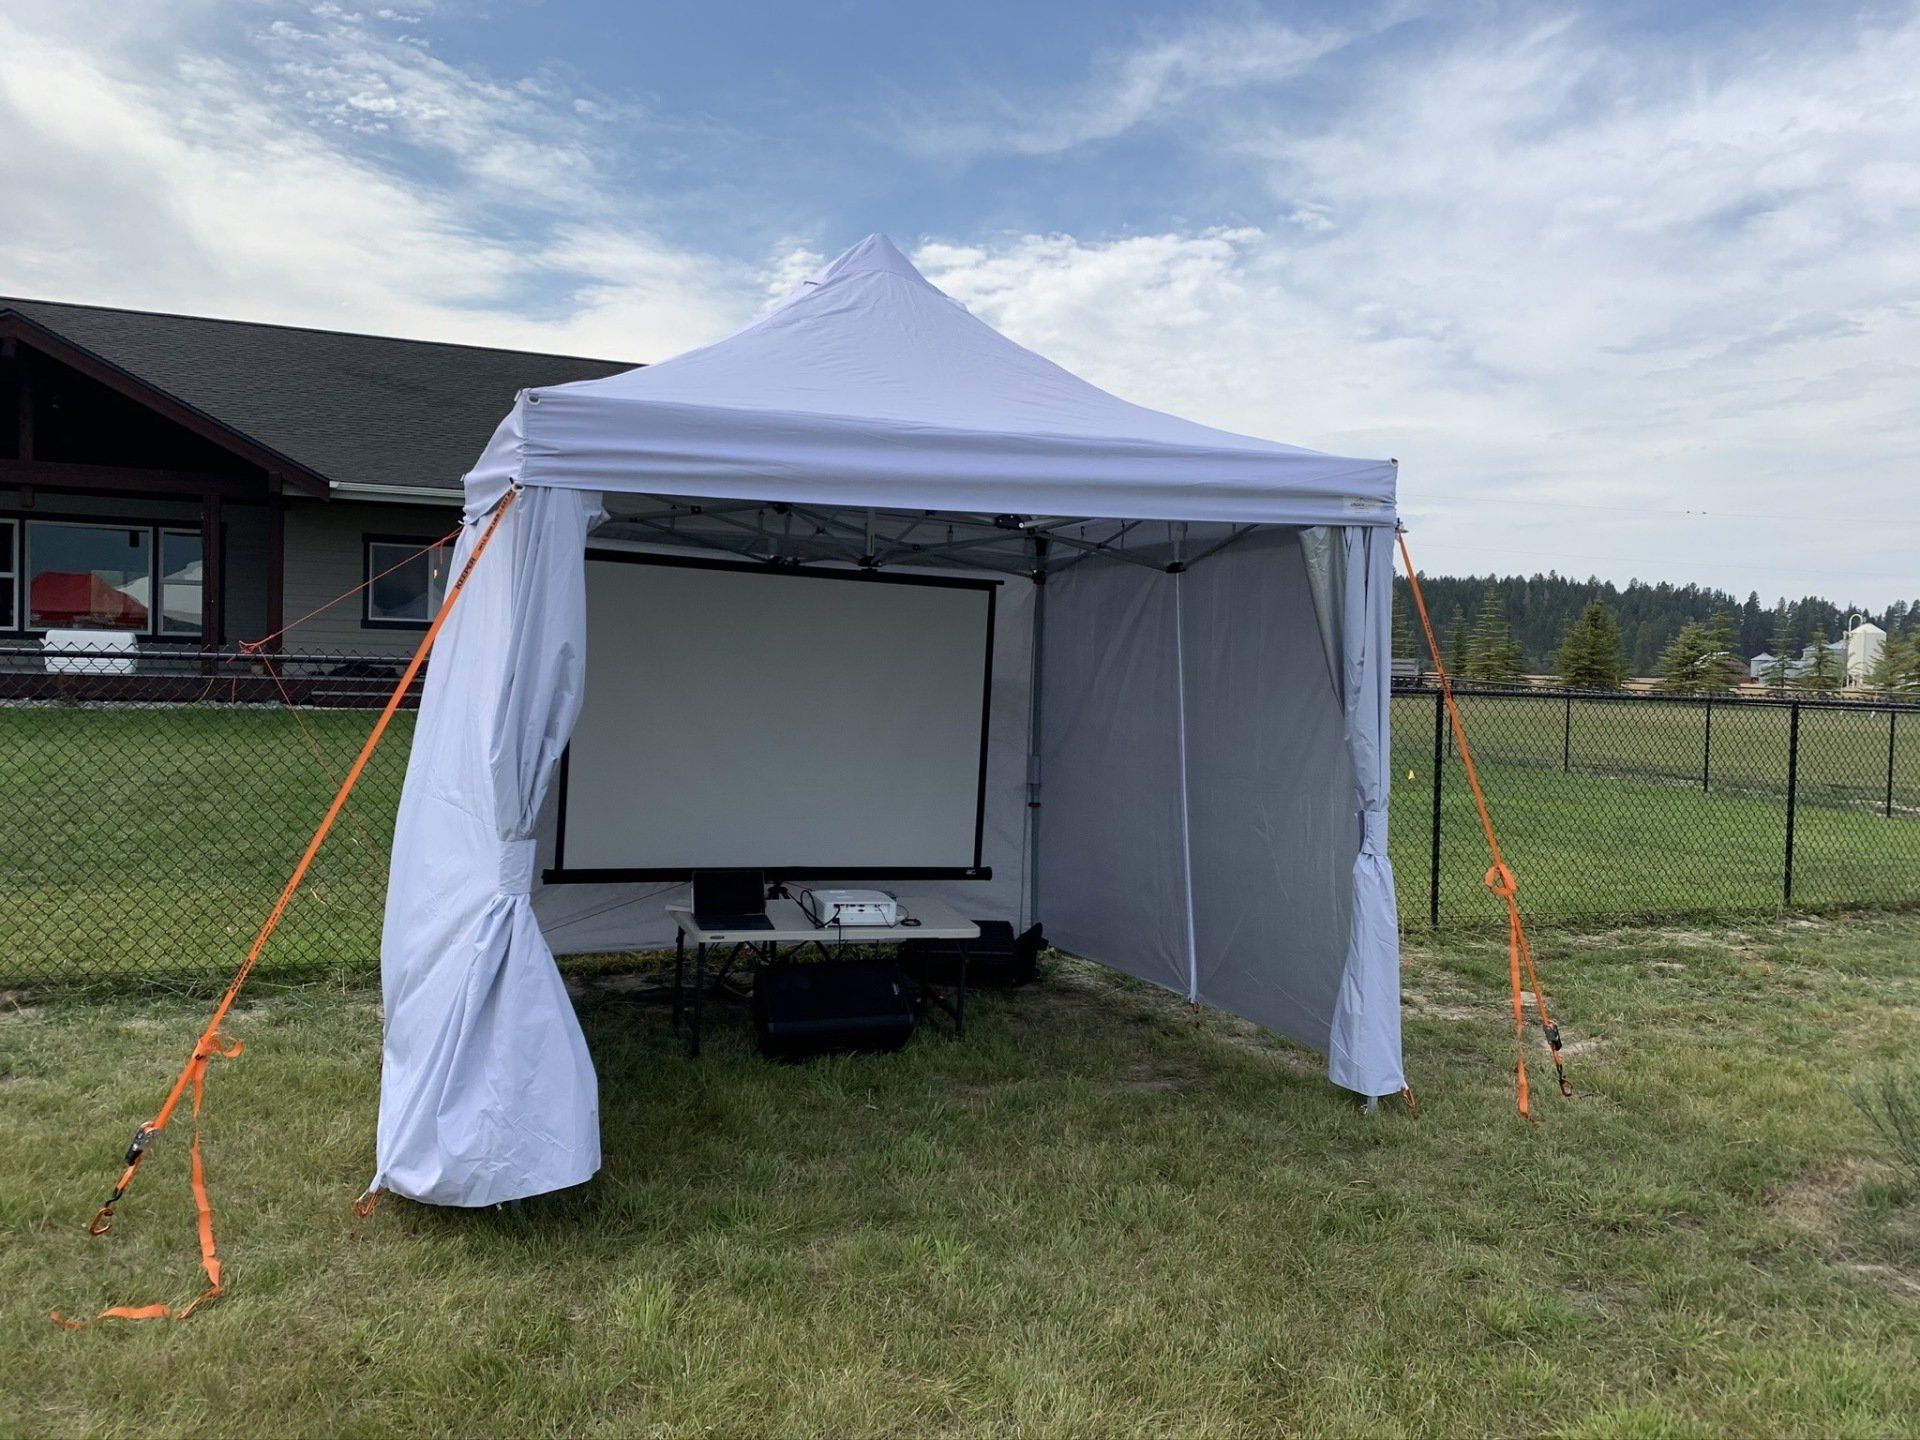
[1846,617,1885,686]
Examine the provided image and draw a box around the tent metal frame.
[591,495,1269,581]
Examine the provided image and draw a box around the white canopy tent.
[376,235,1404,1207]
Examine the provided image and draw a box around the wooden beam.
[202,492,224,647]
[0,312,331,497]
[0,458,265,500]
[16,346,31,461]
[263,494,285,653]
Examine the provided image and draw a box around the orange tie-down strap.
[1396,530,1571,1119]
[52,1036,241,1328]
[52,489,517,1328]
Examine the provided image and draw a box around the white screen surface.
[557,554,996,874]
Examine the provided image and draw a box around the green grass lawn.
[1398,691,1920,810]
[0,707,413,984]
[4,913,1919,1436]
[3,697,1920,985]
[1387,693,1920,927]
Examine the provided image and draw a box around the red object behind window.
[30,571,149,629]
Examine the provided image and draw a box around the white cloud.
[913,8,1920,605]
[0,1,760,358]
[896,13,1367,159]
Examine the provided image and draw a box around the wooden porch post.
[263,482,285,654]
[201,492,224,649]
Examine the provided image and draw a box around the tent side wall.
[1036,527,1364,1063]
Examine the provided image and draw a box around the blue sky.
[2,0,1917,606]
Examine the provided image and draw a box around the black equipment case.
[753,961,919,1058]
[901,921,1043,988]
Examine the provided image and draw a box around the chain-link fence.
[5,653,1920,986]
[1,646,418,987]
[1389,683,1920,930]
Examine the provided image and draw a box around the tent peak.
[806,234,933,290]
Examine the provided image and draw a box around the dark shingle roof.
[0,297,637,495]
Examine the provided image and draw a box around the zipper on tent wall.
[1170,524,1200,1004]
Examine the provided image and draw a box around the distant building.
[1750,639,1847,685]
[1846,620,1886,686]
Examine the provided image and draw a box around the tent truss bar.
[1186,524,1261,568]
[608,514,771,566]
[588,497,1273,580]
[1045,520,1149,578]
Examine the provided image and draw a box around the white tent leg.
[1171,527,1200,1003]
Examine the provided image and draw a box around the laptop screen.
[693,869,765,915]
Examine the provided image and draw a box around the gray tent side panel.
[1034,554,1193,997]
[1180,529,1354,1048]
[1036,529,1355,1057]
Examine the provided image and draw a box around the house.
[0,297,632,658]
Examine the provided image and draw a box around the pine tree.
[1446,603,1470,677]
[1557,598,1626,691]
[1701,603,1744,694]
[1657,622,1712,694]
[1740,591,1766,655]
[1466,586,1523,683]
[1798,630,1842,691]
[1392,599,1418,668]
[1767,606,1794,692]
[1867,633,1910,693]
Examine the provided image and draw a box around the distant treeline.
[1392,573,1920,677]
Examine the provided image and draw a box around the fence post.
[1562,692,1572,773]
[1888,710,1898,820]
[1702,695,1713,793]
[1784,701,1801,905]
[1429,686,1444,928]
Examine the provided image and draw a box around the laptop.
[692,869,774,932]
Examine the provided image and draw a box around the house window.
[0,519,15,630]
[12,518,202,636]
[158,529,204,637]
[364,537,449,628]
[27,521,154,632]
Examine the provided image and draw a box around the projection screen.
[549,551,998,880]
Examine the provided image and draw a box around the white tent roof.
[465,235,1396,528]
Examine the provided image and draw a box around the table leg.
[690,941,707,1058]
[957,939,968,1037]
[673,927,686,1028]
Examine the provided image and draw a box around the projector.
[800,889,901,927]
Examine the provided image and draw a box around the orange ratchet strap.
[1396,529,1571,1119]
[53,490,516,1328]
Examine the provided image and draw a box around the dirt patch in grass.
[1208,1025,1321,1073]
[1097,1061,1202,1095]
[0,991,41,1022]
[1406,999,1482,1022]
[1768,1160,1876,1239]
[1845,1260,1920,1301]
[591,972,674,996]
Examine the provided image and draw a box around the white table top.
[668,894,980,946]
